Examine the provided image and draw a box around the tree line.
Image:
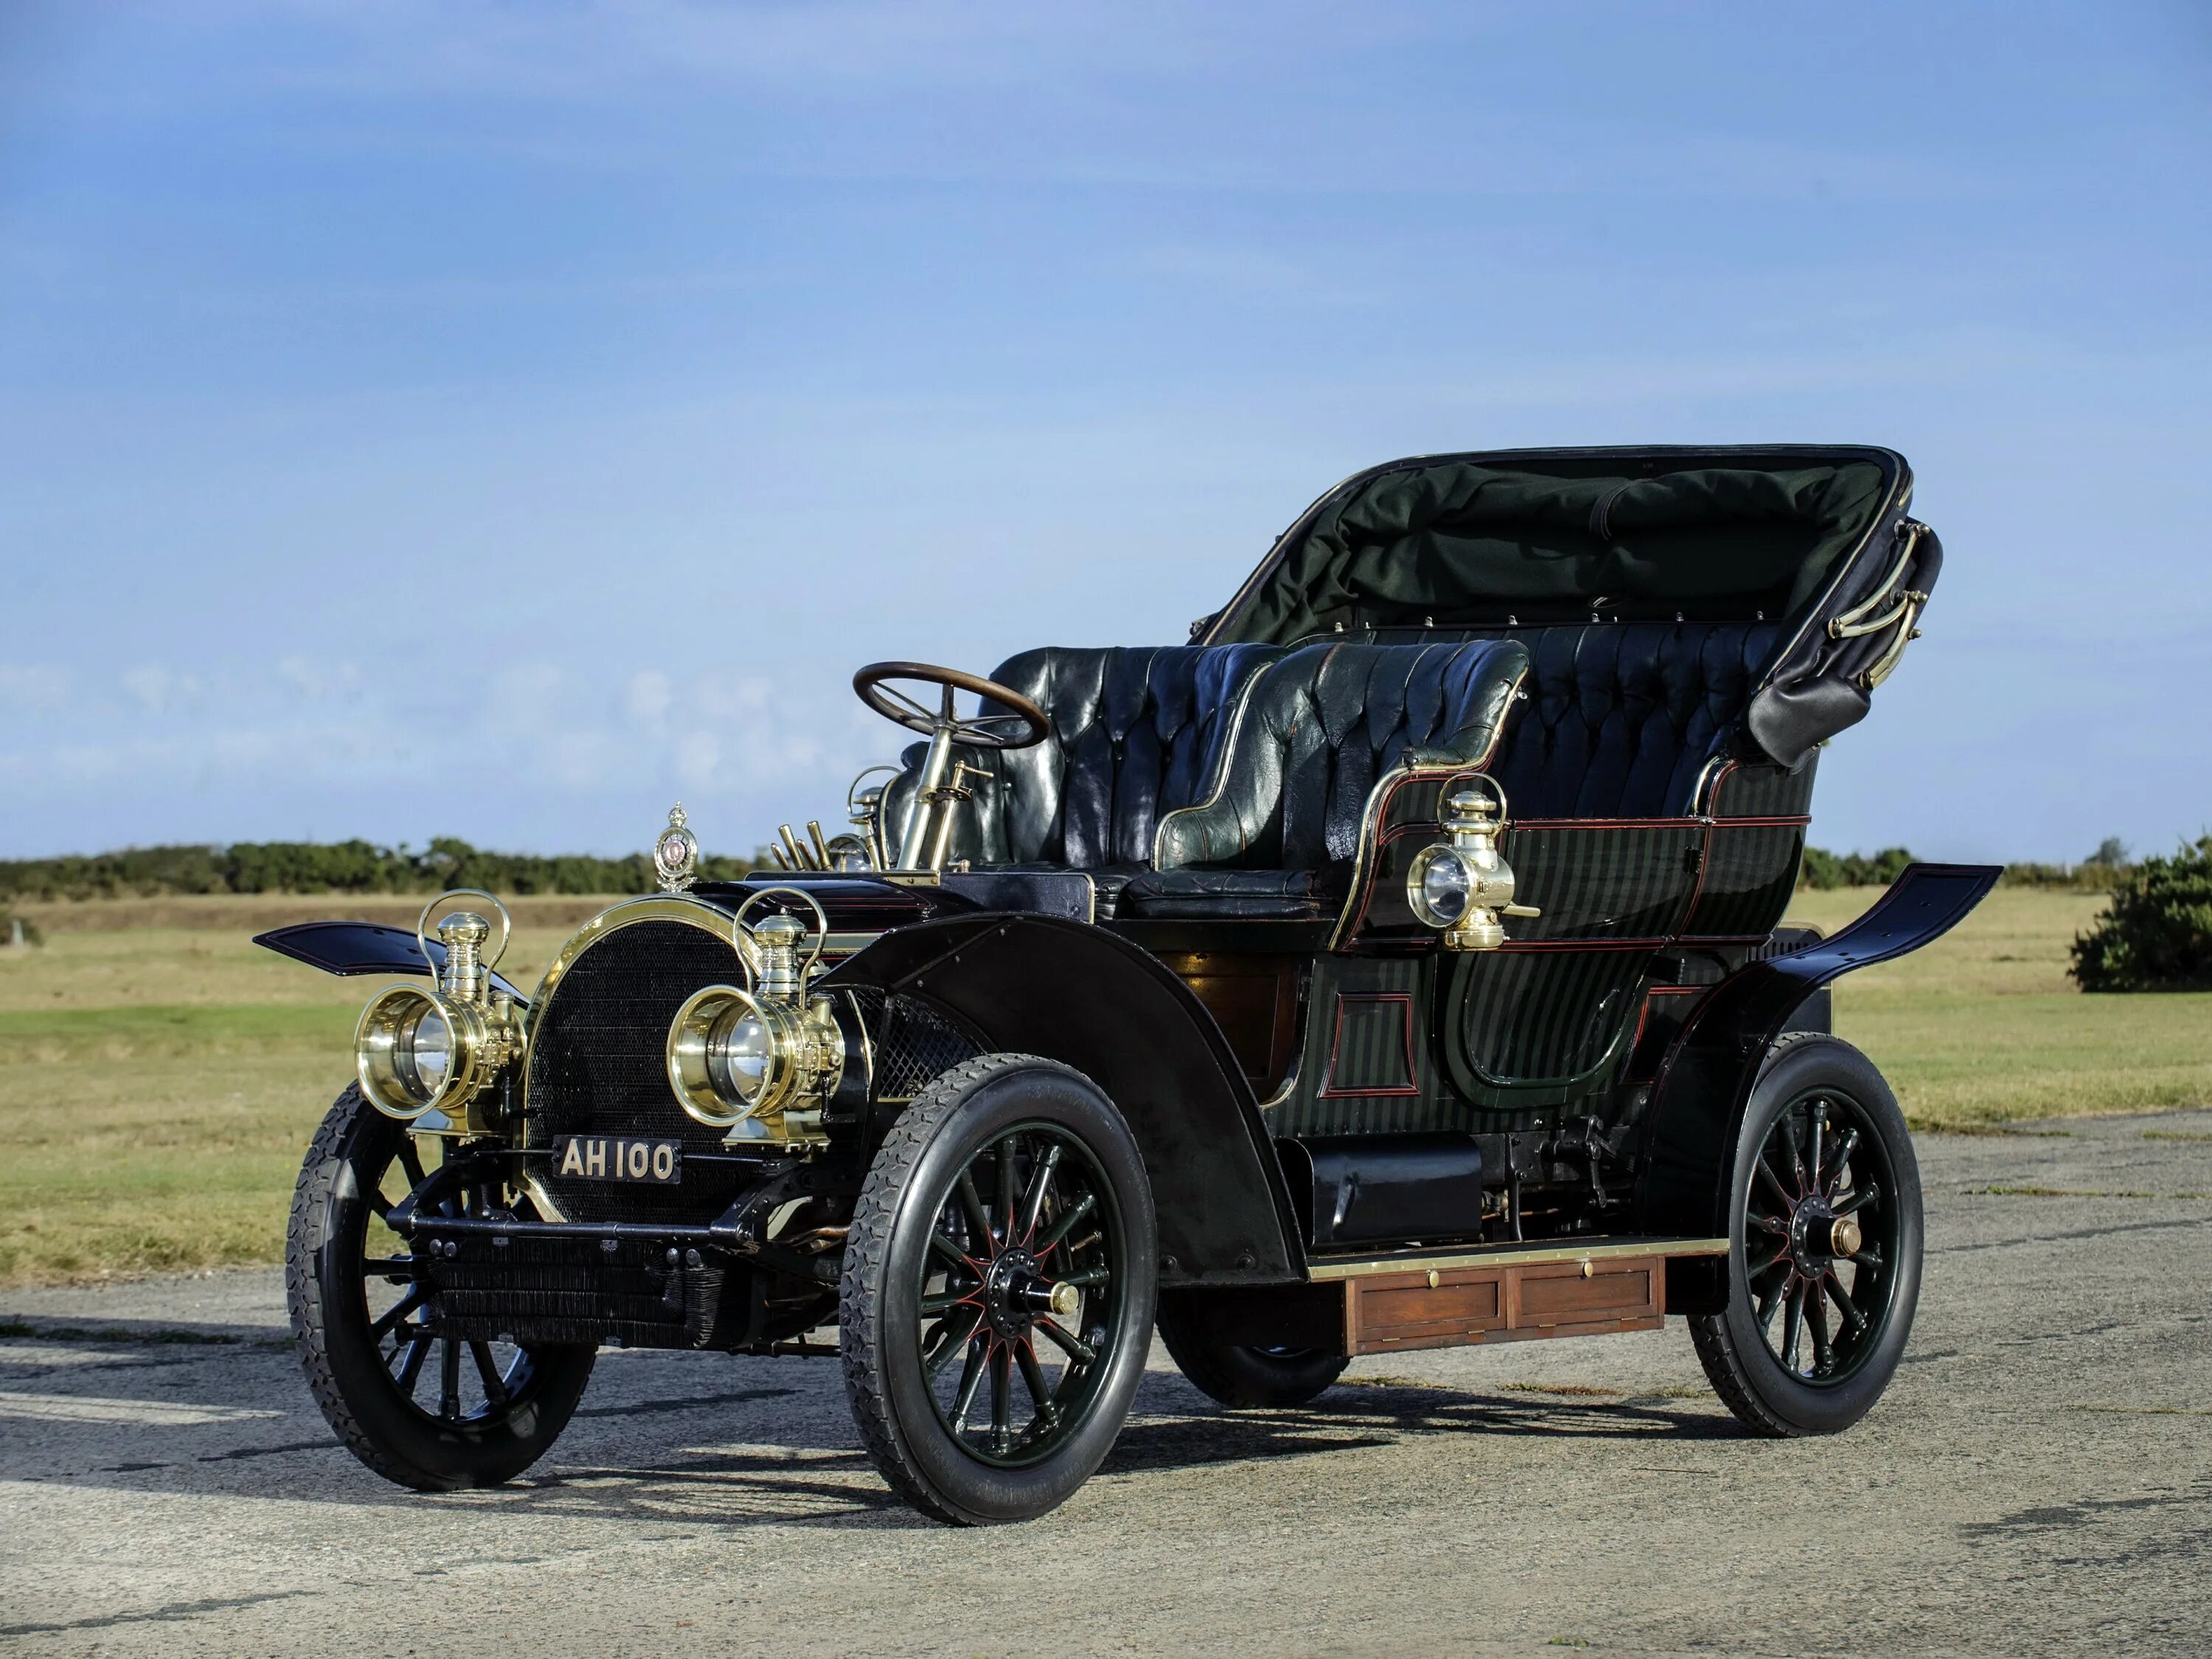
[4,833,2201,990]
[0,838,777,902]
[0,835,2135,902]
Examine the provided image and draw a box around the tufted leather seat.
[885,644,1284,871]
[1151,639,1530,875]
[1472,622,1782,819]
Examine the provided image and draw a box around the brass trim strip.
[1152,655,1279,869]
[1325,673,1524,952]
[518,896,754,1147]
[1307,1236,1729,1281]
[524,896,749,1020]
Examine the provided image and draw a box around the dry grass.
[1785,887,2212,1130]
[0,905,602,1287]
[1,888,2207,1286]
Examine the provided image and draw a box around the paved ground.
[4,1113,2211,1658]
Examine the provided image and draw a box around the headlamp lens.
[713,1009,775,1105]
[1418,849,1472,925]
[400,1004,453,1099]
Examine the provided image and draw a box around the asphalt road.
[4,1111,2211,1658]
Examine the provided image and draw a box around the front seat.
[1123,638,1530,918]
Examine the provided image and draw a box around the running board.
[1307,1237,1729,1357]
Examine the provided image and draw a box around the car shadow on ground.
[4,1317,1745,1533]
[1104,1371,1736,1477]
[448,1375,1739,1531]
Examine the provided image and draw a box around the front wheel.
[286,1084,596,1490]
[840,1054,1157,1525]
[1690,1034,1922,1436]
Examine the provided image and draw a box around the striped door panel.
[1495,824,1703,943]
[1682,821,1805,939]
[1444,948,1655,1094]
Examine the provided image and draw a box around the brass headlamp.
[667,890,845,1147]
[1405,784,1540,952]
[356,891,525,1130]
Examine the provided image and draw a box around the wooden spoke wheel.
[841,1054,1155,1525]
[287,1085,595,1491]
[1691,1035,1923,1436]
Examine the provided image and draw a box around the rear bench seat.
[1464,621,1784,819]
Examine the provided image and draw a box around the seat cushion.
[1111,866,1346,920]
[1155,639,1530,871]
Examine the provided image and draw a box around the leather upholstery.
[1154,640,1530,871]
[1473,622,1782,819]
[1114,864,1345,920]
[883,644,1283,869]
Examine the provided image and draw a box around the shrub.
[1,912,43,947]
[2070,836,2212,992]
[2000,860,2126,891]
[1798,846,1916,889]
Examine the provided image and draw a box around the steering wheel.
[852,661,1051,751]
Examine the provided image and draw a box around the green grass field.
[2,888,2208,1287]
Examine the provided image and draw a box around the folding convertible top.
[1199,445,1938,768]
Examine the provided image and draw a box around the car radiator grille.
[526,918,756,1227]
[524,920,981,1225]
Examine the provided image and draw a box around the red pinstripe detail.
[1318,992,1421,1097]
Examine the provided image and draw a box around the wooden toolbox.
[1341,1251,1665,1356]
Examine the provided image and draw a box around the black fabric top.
[1202,446,1933,771]
[1213,457,1891,643]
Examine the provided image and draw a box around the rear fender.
[823,914,1306,1288]
[1632,862,2000,1262]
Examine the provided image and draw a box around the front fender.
[1632,861,2000,1250]
[823,914,1307,1288]
[253,919,532,1002]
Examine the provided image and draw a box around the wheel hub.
[1787,1199,1842,1276]
[981,1247,1043,1338]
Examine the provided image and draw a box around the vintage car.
[263,444,1997,1525]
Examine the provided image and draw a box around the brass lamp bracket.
[666,886,841,1149]
[358,888,524,1133]
[1407,779,1541,953]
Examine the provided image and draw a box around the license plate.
[552,1135,682,1185]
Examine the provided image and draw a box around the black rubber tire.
[287,1084,597,1491]
[1689,1034,1923,1437]
[840,1054,1157,1525]
[1157,1295,1348,1408]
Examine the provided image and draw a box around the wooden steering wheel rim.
[851,661,1051,751]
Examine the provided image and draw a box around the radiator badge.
[654,802,700,893]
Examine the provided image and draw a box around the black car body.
[266,444,1997,1523]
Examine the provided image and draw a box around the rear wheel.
[841,1054,1156,1524]
[1690,1035,1921,1436]
[286,1085,596,1490]
[1158,1296,1347,1408]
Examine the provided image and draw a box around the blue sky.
[1,1,2207,863]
